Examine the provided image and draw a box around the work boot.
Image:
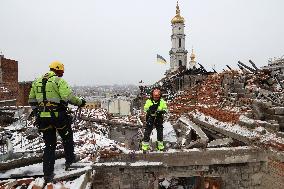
[44,173,55,185]
[65,155,80,170]
[157,141,164,151]
[141,141,150,151]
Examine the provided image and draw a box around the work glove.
[28,109,37,120]
[156,110,167,117]
[156,110,167,115]
[80,98,86,107]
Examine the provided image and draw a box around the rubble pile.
[80,108,108,120]
[167,62,284,128]
[197,107,240,124]
[168,72,242,123]
[196,73,223,105]
[0,109,17,126]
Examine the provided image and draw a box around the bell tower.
[169,1,188,72]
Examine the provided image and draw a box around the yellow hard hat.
[49,61,64,71]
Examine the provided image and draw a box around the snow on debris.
[0,106,136,188]
[1,158,65,178]
[239,114,255,124]
[191,111,284,145]
[150,121,177,143]
[192,111,258,138]
[94,161,163,167]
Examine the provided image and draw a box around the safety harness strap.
[40,73,58,117]
[41,74,48,110]
[148,99,161,116]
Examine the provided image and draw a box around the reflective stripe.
[40,112,59,117]
[46,98,61,103]
[31,106,37,109]
[34,98,61,103]
[28,99,38,103]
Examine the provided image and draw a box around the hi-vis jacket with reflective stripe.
[28,71,82,117]
[144,98,168,113]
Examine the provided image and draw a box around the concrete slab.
[192,117,251,144]
[178,117,209,145]
[100,146,267,166]
[207,138,233,148]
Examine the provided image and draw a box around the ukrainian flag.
[157,54,167,64]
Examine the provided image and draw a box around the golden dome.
[171,1,185,24]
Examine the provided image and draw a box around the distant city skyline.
[0,0,283,85]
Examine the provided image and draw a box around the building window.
[179,38,181,48]
[179,60,182,66]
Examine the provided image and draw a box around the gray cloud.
[0,0,283,85]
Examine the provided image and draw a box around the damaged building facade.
[0,54,31,106]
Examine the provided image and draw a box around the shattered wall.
[17,81,32,106]
[93,147,268,189]
[92,161,265,189]
[93,168,157,189]
[0,55,18,102]
[0,55,18,84]
[262,158,284,189]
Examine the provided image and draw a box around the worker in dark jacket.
[28,61,86,183]
[141,88,167,151]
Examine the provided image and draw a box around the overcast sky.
[0,0,283,86]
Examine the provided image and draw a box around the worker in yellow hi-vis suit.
[141,88,167,152]
[28,61,86,183]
